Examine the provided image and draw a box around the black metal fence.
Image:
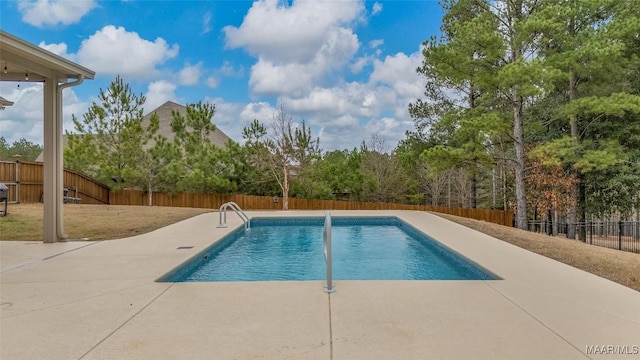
[527,220,640,254]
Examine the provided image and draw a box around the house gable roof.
[142,101,233,147]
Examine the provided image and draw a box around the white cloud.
[316,27,361,68]
[318,115,411,152]
[249,60,316,97]
[206,77,219,89]
[144,81,177,111]
[366,50,426,133]
[315,114,361,150]
[281,81,398,120]
[224,0,363,97]
[304,112,411,152]
[219,61,243,77]
[372,2,383,15]
[0,85,43,143]
[282,84,372,118]
[62,89,91,134]
[38,41,76,61]
[202,11,212,34]
[365,117,402,136]
[77,26,179,79]
[248,27,359,96]
[0,83,88,144]
[370,51,424,99]
[220,0,420,152]
[18,0,97,27]
[224,0,364,63]
[269,49,425,151]
[369,39,384,49]
[239,101,275,124]
[178,63,202,86]
[350,57,369,73]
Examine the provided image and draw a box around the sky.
[0,0,442,151]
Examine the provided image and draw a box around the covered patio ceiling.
[1,30,95,243]
[1,30,94,82]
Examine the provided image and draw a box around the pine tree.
[169,101,237,193]
[411,0,552,226]
[65,76,158,190]
[532,0,640,236]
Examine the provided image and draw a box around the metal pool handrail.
[323,212,335,293]
[217,202,250,230]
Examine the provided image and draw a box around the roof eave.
[0,30,95,81]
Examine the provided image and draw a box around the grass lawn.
[1,204,637,292]
[0,203,211,241]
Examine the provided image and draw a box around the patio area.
[1,211,639,359]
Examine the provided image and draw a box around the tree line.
[404,0,640,236]
[0,137,42,161]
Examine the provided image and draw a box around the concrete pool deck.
[1,210,639,359]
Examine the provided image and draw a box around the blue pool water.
[160,217,497,282]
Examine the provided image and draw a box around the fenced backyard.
[0,159,514,227]
[4,159,640,253]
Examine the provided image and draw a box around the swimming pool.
[159,217,497,282]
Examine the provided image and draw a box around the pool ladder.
[323,212,335,293]
[217,202,250,230]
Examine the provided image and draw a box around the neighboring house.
[35,101,232,162]
[141,101,232,147]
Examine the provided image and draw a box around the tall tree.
[267,102,295,210]
[396,133,431,205]
[360,135,408,203]
[242,102,320,209]
[411,0,506,209]
[418,109,503,208]
[315,149,365,201]
[240,119,280,196]
[484,0,558,228]
[532,0,640,237]
[131,128,180,205]
[410,0,548,225]
[168,101,237,193]
[65,76,158,189]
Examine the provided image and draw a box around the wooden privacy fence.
[0,159,110,204]
[111,189,515,227]
[0,159,514,226]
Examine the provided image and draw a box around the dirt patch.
[434,213,640,292]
